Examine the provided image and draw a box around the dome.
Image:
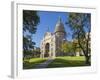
[54,17,65,33]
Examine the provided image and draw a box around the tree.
[68,13,91,64]
[72,39,83,56]
[61,42,68,54]
[23,10,40,57]
[61,41,74,56]
[23,10,40,34]
[23,35,35,51]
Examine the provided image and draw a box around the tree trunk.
[85,55,90,65]
[85,33,91,65]
[77,32,91,65]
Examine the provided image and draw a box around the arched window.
[44,43,50,57]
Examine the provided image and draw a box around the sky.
[32,11,72,47]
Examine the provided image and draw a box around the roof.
[54,17,65,33]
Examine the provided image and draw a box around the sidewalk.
[35,59,54,68]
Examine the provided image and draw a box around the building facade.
[40,17,66,58]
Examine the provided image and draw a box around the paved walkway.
[35,59,54,68]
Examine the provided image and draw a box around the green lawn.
[23,56,90,69]
[47,56,90,68]
[23,58,47,69]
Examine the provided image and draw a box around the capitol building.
[40,17,67,58]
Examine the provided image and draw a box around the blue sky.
[32,11,72,47]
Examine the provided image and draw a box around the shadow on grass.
[47,58,91,68]
[23,59,47,69]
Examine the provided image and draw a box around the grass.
[47,56,90,68]
[23,58,47,69]
[23,56,90,69]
